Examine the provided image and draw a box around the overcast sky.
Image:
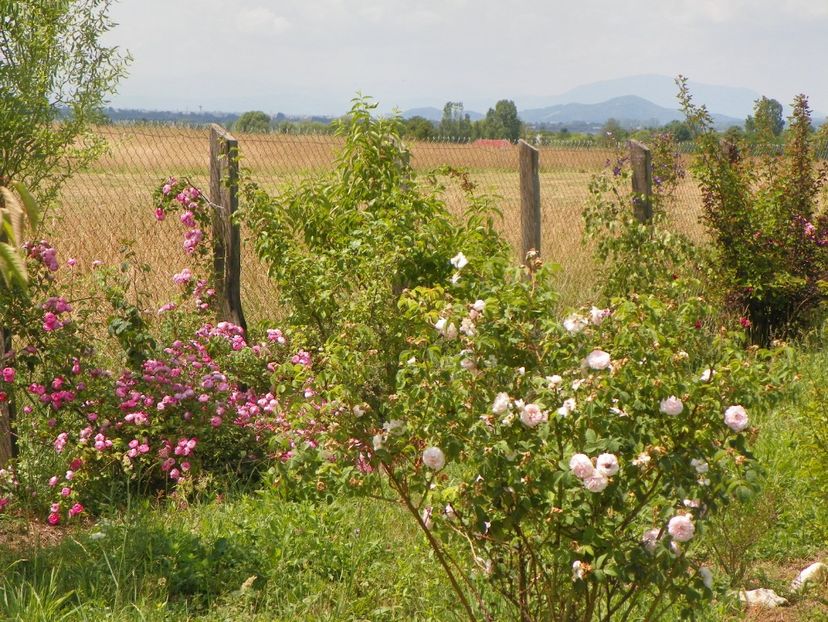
[105,0,828,116]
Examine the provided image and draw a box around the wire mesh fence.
[52,126,708,325]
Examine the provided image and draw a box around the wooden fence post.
[209,124,247,333]
[519,139,541,260]
[629,140,653,222]
[0,328,13,466]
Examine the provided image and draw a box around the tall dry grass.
[51,126,707,323]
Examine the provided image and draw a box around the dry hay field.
[52,126,707,323]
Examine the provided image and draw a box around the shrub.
[244,98,774,620]
[0,179,317,521]
[678,76,828,344]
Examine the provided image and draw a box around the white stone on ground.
[738,588,789,608]
[790,562,828,593]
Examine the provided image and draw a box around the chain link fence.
[52,127,707,324]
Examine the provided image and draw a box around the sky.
[104,0,828,116]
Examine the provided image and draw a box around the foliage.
[481,100,522,142]
[745,97,785,141]
[440,102,474,139]
[582,133,707,302]
[678,77,828,344]
[0,0,129,201]
[402,115,436,140]
[243,98,775,621]
[0,178,321,523]
[234,111,272,134]
[0,182,40,291]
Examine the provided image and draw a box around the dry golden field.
[52,126,707,323]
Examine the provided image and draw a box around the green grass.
[3,340,828,621]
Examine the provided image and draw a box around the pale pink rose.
[585,349,611,370]
[724,405,749,432]
[569,453,594,479]
[595,453,619,477]
[422,446,446,470]
[667,514,695,542]
[642,528,661,553]
[520,403,547,428]
[690,458,708,474]
[583,472,609,493]
[590,306,610,326]
[492,392,510,415]
[563,314,588,333]
[557,397,576,417]
[659,396,684,416]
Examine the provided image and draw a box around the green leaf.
[0,241,27,287]
[11,182,40,231]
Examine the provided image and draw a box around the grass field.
[51,126,708,323]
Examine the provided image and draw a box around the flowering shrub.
[0,180,319,523]
[582,132,709,302]
[678,77,828,344]
[243,100,774,620]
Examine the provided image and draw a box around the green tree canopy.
[439,102,472,139]
[481,99,521,141]
[745,96,784,140]
[234,111,272,133]
[0,0,129,200]
[402,116,435,140]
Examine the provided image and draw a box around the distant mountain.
[532,75,760,119]
[519,74,827,122]
[519,95,741,129]
[402,107,484,122]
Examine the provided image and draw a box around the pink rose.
[667,514,695,542]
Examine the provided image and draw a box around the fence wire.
[53,127,708,324]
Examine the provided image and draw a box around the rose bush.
[243,99,776,620]
[0,181,318,522]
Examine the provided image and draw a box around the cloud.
[235,7,291,35]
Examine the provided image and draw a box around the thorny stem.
[382,461,481,622]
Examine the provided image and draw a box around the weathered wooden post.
[209,124,247,333]
[0,328,13,466]
[629,140,653,222]
[518,139,541,260]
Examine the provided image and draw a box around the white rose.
[724,404,749,432]
[450,252,468,270]
[460,317,476,336]
[557,397,576,417]
[569,453,594,479]
[583,472,609,493]
[690,458,709,474]
[642,527,661,553]
[492,392,510,414]
[659,396,684,416]
[667,514,695,542]
[372,433,385,451]
[585,349,611,371]
[519,403,547,429]
[434,318,447,334]
[590,306,609,326]
[546,374,563,388]
[699,566,714,589]
[444,323,458,340]
[595,453,619,477]
[563,314,588,334]
[472,299,485,312]
[700,368,714,382]
[422,446,446,470]
[353,405,365,417]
